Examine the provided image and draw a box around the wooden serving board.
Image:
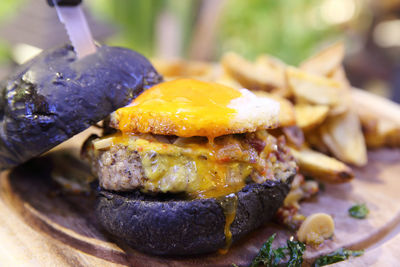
[0,148,399,267]
[0,147,399,266]
[0,91,399,266]
[333,227,400,267]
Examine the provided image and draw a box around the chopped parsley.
[349,203,369,219]
[312,248,364,266]
[250,234,306,267]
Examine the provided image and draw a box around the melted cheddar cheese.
[91,130,286,199]
[107,133,256,199]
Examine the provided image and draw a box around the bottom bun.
[95,170,295,256]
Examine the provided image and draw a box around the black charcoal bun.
[95,167,295,256]
[0,45,162,169]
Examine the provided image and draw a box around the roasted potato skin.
[96,167,295,256]
[0,45,162,169]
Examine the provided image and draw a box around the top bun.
[0,45,162,170]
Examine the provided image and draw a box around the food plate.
[0,90,399,266]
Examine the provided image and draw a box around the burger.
[83,78,297,255]
[0,44,296,256]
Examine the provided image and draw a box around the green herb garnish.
[312,248,364,266]
[286,238,306,267]
[349,204,369,219]
[250,234,306,267]
[250,234,275,267]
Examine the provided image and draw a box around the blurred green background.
[87,0,346,64]
[0,0,400,101]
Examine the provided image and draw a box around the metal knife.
[47,0,97,58]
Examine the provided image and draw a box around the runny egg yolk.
[115,79,242,139]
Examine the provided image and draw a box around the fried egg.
[112,78,280,138]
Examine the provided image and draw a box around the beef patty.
[83,130,296,199]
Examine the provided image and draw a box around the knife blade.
[50,0,97,58]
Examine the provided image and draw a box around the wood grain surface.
[0,147,399,266]
[0,90,399,266]
[333,230,400,267]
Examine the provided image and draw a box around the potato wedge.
[328,67,352,114]
[378,122,400,147]
[151,58,185,77]
[352,87,400,125]
[320,111,367,166]
[151,58,214,80]
[328,104,349,116]
[300,42,344,77]
[291,148,354,183]
[221,52,285,91]
[352,88,400,148]
[330,66,350,90]
[358,109,400,148]
[253,91,296,127]
[256,54,286,70]
[294,104,329,130]
[255,54,290,96]
[287,67,343,107]
[215,69,243,89]
[304,129,330,154]
[282,126,305,148]
[367,120,400,148]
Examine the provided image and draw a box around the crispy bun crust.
[0,45,162,169]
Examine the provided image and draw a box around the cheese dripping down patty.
[89,131,296,198]
[111,78,280,138]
